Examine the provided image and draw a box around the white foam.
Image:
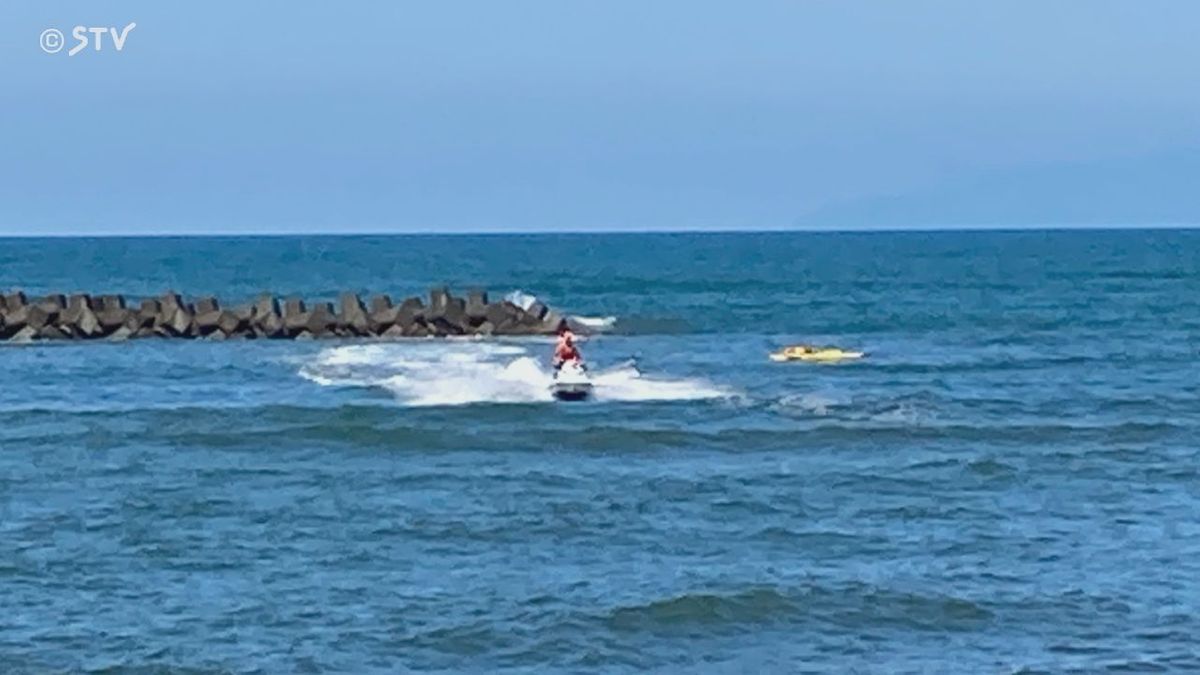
[504,289,539,312]
[776,392,845,416]
[299,342,729,407]
[589,363,727,402]
[569,315,618,330]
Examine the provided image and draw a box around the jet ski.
[551,360,594,401]
[769,345,865,363]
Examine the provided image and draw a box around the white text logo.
[40,23,136,56]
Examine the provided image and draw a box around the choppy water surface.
[2,231,1199,673]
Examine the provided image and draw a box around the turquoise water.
[2,231,1199,673]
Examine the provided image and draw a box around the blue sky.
[3,1,1199,235]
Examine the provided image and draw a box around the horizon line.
[1,223,1198,239]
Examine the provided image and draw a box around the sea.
[2,230,1198,673]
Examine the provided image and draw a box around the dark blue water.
[2,231,1199,673]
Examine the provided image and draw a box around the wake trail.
[299,342,729,407]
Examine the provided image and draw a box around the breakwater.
[0,287,563,342]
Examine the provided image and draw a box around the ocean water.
[2,230,1199,673]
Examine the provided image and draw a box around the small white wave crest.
[505,289,617,332]
[775,392,848,416]
[569,315,618,331]
[298,342,727,407]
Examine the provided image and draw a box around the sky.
[2,1,1199,235]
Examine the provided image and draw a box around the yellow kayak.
[769,345,865,363]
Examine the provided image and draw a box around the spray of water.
[299,342,728,407]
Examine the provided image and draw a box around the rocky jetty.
[0,288,564,342]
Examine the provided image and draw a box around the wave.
[387,582,994,669]
[4,400,1190,454]
[774,391,850,416]
[298,342,730,407]
[604,583,991,633]
[568,315,618,331]
[606,587,797,631]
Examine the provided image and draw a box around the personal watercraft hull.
[551,362,594,401]
[551,384,593,401]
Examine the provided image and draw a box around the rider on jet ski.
[553,322,583,370]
